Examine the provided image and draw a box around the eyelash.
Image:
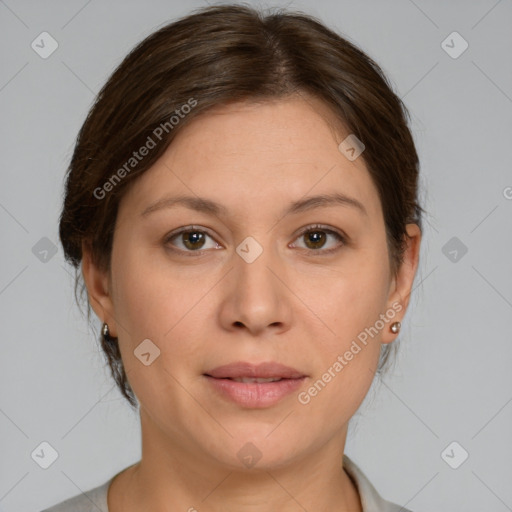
[163,224,347,257]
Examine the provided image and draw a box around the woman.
[45,3,423,511]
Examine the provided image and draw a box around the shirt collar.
[343,454,412,512]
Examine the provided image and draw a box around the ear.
[81,241,117,337]
[381,223,421,344]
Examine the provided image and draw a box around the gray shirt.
[41,455,413,511]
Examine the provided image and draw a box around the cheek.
[109,241,178,344]
[109,243,215,363]
[291,254,390,415]
[296,265,388,418]
[108,245,212,413]
[300,253,390,346]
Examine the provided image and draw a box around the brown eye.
[180,231,206,250]
[165,227,220,253]
[303,230,327,249]
[292,225,346,253]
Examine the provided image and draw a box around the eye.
[163,224,346,256]
[290,224,346,254]
[164,226,221,254]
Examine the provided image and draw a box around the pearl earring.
[390,321,401,334]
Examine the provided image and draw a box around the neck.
[108,411,362,512]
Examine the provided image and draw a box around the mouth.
[224,377,285,383]
[203,361,307,408]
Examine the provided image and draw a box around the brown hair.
[59,3,423,409]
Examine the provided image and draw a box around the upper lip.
[205,361,306,379]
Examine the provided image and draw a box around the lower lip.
[204,376,306,408]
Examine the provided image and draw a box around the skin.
[82,93,421,512]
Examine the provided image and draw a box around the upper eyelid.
[290,225,346,250]
[165,225,216,241]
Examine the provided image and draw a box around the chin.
[202,427,306,472]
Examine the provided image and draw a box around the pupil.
[306,231,325,249]
[184,231,204,249]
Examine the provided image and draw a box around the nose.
[217,242,292,337]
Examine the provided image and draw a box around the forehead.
[170,94,350,171]
[119,95,383,223]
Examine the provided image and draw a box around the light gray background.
[1,1,511,511]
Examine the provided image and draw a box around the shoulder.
[343,454,415,512]
[41,478,112,512]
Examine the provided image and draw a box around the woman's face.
[84,94,420,471]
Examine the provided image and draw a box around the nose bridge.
[221,232,290,333]
[234,233,281,298]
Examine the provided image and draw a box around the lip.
[206,361,306,379]
[204,361,307,408]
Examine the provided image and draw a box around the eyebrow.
[140,192,368,218]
